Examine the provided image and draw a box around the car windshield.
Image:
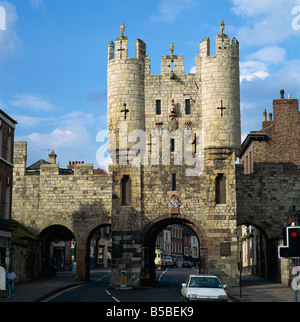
[188,277,222,288]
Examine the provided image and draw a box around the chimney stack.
[48,150,57,164]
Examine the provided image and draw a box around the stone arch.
[237,221,280,281]
[141,215,208,286]
[237,215,272,240]
[39,224,76,277]
[75,221,112,281]
[39,221,77,240]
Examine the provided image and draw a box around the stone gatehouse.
[11,23,300,288]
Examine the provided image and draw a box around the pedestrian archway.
[237,223,280,281]
[39,225,75,277]
[87,224,112,272]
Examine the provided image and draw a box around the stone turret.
[198,21,241,158]
[107,24,146,165]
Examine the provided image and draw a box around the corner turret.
[107,24,146,164]
[198,21,241,158]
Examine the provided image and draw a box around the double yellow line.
[41,284,83,302]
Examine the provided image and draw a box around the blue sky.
[0,0,300,169]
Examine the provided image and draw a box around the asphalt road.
[46,267,197,302]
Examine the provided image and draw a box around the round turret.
[107,25,146,163]
[200,22,241,157]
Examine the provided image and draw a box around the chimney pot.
[263,109,267,122]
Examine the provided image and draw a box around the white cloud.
[231,0,300,46]
[29,127,88,149]
[14,108,103,168]
[9,93,57,112]
[12,115,51,128]
[240,61,269,82]
[246,47,286,64]
[151,0,197,23]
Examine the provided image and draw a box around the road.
[45,267,198,302]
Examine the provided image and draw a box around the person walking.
[6,268,16,298]
[0,265,6,297]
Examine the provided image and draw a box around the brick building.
[238,91,300,283]
[240,90,300,174]
[0,109,17,269]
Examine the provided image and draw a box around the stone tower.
[107,22,241,289]
[107,24,147,288]
[199,27,240,154]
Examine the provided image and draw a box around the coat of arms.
[169,194,179,214]
[154,122,163,137]
[184,121,192,137]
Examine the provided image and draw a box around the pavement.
[0,271,86,302]
[0,270,298,302]
[227,275,299,302]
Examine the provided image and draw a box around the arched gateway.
[141,217,206,286]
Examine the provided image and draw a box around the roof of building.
[239,132,268,158]
[26,159,50,170]
[0,109,18,125]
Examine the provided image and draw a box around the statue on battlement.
[120,23,125,37]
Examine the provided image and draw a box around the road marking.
[41,284,83,302]
[158,268,168,282]
[96,273,111,281]
[105,289,111,296]
[112,296,120,302]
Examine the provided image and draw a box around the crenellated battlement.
[200,34,239,59]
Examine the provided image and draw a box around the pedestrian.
[0,265,6,298]
[6,267,16,298]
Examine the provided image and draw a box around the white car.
[181,274,228,302]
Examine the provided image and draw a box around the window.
[4,183,10,219]
[172,173,176,191]
[170,138,175,152]
[185,99,191,115]
[7,131,12,163]
[216,173,226,204]
[121,175,131,206]
[156,100,161,115]
[192,134,197,154]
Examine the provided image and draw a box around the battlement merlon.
[108,38,146,61]
[199,34,239,59]
[13,141,27,177]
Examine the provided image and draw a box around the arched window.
[216,173,226,204]
[121,175,131,206]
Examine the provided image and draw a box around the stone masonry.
[12,141,112,281]
[107,23,241,288]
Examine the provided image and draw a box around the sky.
[0,0,300,170]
